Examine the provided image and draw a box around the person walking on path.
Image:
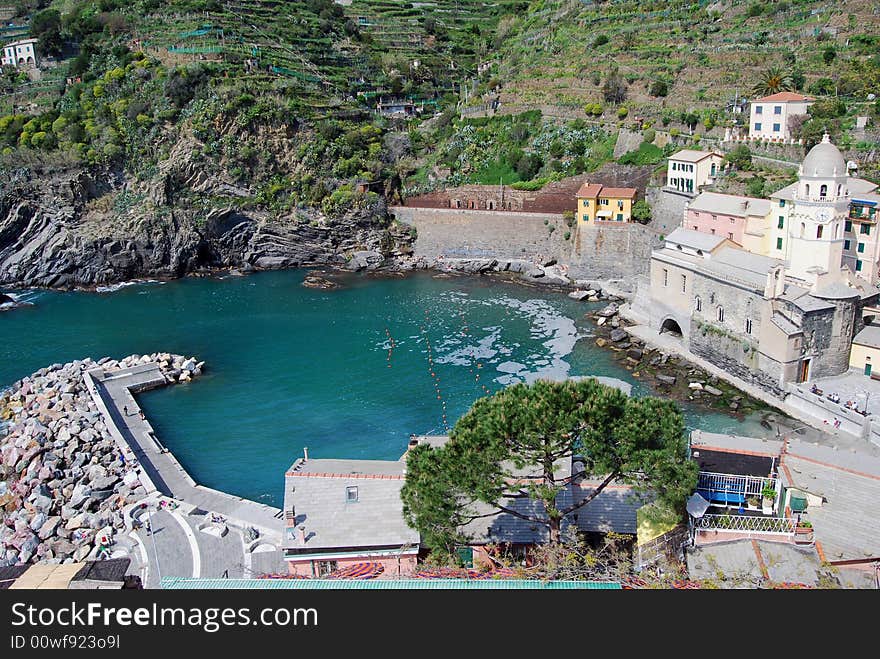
[139,410,145,420]
[123,405,128,416]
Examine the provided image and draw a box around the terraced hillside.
[489,0,878,117]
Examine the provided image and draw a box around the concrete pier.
[86,364,283,538]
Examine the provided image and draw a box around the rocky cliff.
[0,163,412,289]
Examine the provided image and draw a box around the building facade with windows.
[678,136,880,286]
[576,183,637,225]
[1,38,38,68]
[684,192,771,249]
[666,150,724,195]
[647,223,877,394]
[748,92,813,141]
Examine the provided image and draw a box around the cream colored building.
[1,38,37,68]
[680,136,880,286]
[666,150,724,195]
[850,324,880,378]
[748,92,813,142]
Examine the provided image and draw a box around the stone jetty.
[0,353,201,566]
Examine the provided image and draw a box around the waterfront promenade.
[85,364,284,537]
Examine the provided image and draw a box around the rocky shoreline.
[585,301,777,419]
[0,353,201,567]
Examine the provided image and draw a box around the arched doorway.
[660,317,683,337]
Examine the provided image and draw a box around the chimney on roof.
[298,525,306,545]
[303,447,309,461]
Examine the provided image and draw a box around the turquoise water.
[0,271,767,506]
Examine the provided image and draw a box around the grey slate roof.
[460,481,644,544]
[853,324,880,349]
[688,191,771,218]
[290,458,408,477]
[849,177,879,195]
[686,540,824,588]
[852,191,880,204]
[283,458,419,552]
[778,284,836,312]
[664,227,727,252]
[690,430,783,457]
[771,312,802,336]
[783,440,880,561]
[812,280,861,300]
[699,247,781,290]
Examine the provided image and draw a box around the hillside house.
[576,183,637,225]
[748,92,813,142]
[666,150,724,195]
[1,38,37,68]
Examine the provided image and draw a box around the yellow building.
[576,183,637,225]
[849,324,880,377]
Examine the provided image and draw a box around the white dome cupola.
[796,133,850,203]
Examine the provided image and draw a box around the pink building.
[685,192,770,245]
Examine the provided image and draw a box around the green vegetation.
[752,66,793,97]
[2,0,879,211]
[408,110,617,191]
[618,141,666,166]
[632,199,651,224]
[401,378,697,557]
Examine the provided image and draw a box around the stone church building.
[645,137,879,395]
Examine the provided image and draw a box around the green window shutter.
[845,220,852,232]
[776,237,783,250]
[777,216,784,229]
[858,243,865,253]
[856,260,863,271]
[845,240,851,250]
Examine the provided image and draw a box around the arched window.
[837,185,842,197]
[820,184,828,199]
[717,306,724,322]
[695,296,702,312]
[800,222,805,238]
[805,184,810,198]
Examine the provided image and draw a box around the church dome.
[800,133,846,178]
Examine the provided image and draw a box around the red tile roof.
[576,183,603,198]
[754,92,813,103]
[599,187,637,199]
[576,183,636,199]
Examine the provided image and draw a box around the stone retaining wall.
[393,206,661,281]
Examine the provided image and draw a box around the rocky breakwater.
[0,353,200,566]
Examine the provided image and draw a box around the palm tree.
[752,66,793,97]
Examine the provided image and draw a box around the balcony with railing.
[849,206,877,223]
[693,514,795,535]
[690,472,801,542]
[696,472,777,508]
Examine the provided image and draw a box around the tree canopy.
[401,379,697,557]
[751,66,793,97]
